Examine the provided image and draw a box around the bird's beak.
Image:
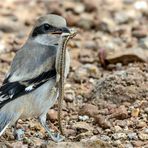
[50,27,77,38]
[61,28,77,38]
[50,27,70,35]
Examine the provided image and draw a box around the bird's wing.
[0,42,57,108]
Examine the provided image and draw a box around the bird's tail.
[0,112,11,136]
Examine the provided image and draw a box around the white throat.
[33,34,60,46]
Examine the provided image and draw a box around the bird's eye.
[44,23,51,31]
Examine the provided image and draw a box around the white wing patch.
[25,85,34,92]
[0,94,9,103]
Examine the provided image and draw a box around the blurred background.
[0,0,148,147]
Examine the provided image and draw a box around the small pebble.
[139,133,148,140]
[136,121,147,128]
[131,108,140,117]
[100,135,111,141]
[79,115,89,121]
[144,107,148,113]
[112,133,127,140]
[125,143,134,148]
[144,128,148,134]
[127,132,138,140]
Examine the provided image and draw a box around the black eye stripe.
[32,23,58,37]
[44,23,52,30]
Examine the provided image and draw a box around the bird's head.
[30,14,74,46]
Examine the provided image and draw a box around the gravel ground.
[0,0,148,147]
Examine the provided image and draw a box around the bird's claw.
[51,133,65,142]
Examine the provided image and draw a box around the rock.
[114,11,129,24]
[65,89,75,102]
[65,129,76,137]
[84,64,100,78]
[23,137,32,145]
[134,1,148,12]
[82,0,98,12]
[114,126,122,132]
[112,133,127,140]
[84,40,97,50]
[78,115,89,121]
[138,133,148,140]
[144,107,148,113]
[0,19,23,33]
[90,66,148,104]
[89,135,98,141]
[144,128,148,134]
[0,41,6,53]
[94,115,111,129]
[45,140,112,148]
[77,14,94,30]
[132,26,148,38]
[123,0,134,4]
[74,3,85,14]
[116,63,123,70]
[79,103,98,117]
[65,12,79,26]
[100,135,111,141]
[139,37,148,49]
[64,1,85,14]
[105,48,147,65]
[109,105,128,120]
[47,109,58,122]
[74,66,88,82]
[136,121,147,128]
[0,52,15,63]
[32,137,45,147]
[113,140,122,146]
[8,141,27,147]
[73,122,93,132]
[79,49,95,63]
[64,1,75,11]
[127,132,138,140]
[125,143,134,148]
[76,131,94,141]
[132,140,148,147]
[131,108,140,117]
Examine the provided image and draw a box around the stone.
[65,90,75,102]
[127,132,138,140]
[139,37,148,49]
[134,1,148,11]
[136,121,147,128]
[109,105,128,120]
[79,103,98,117]
[94,115,111,129]
[112,133,127,140]
[73,122,93,132]
[138,133,148,140]
[78,115,89,121]
[100,135,111,141]
[131,108,140,117]
[114,11,129,24]
[47,109,58,122]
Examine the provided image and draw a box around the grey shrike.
[0,14,73,142]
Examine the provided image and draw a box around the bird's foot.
[49,132,65,142]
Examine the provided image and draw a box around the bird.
[0,14,73,142]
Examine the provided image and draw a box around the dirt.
[0,0,148,147]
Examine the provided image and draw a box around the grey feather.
[8,41,57,82]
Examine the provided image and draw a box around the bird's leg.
[13,121,24,140]
[38,114,65,142]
